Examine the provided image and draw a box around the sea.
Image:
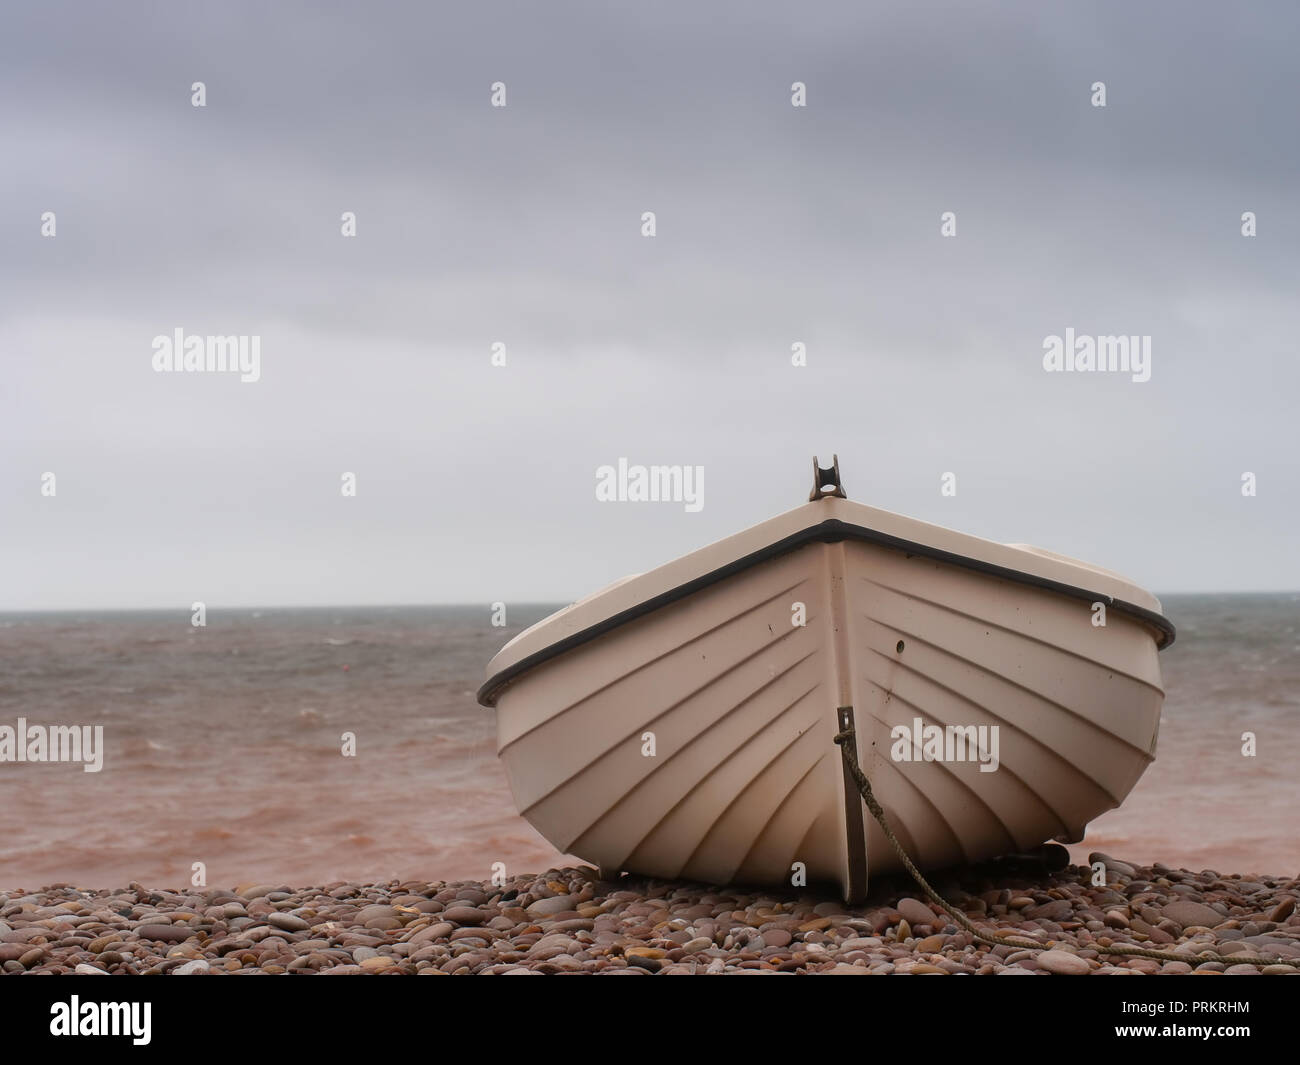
[0,594,1296,890]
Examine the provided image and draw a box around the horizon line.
[2,589,1297,615]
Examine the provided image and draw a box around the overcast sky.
[2,1,1297,610]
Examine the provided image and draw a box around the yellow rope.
[833,727,1300,970]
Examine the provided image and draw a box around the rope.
[833,727,1300,970]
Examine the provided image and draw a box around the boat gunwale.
[478,517,1176,707]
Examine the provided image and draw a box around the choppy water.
[0,595,1296,889]
[1065,593,1300,876]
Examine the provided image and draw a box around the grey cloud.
[1,1,1297,609]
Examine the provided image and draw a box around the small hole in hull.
[896,640,905,654]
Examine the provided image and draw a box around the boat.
[478,457,1174,901]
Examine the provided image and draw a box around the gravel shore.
[3,854,1298,975]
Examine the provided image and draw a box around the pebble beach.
[3,853,1298,975]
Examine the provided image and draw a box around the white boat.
[479,458,1174,901]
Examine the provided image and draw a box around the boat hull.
[493,536,1165,900]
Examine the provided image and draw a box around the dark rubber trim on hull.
[478,517,1176,707]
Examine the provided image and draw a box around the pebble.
[360,955,397,971]
[136,923,194,943]
[2,858,1292,976]
[895,898,937,927]
[1092,855,1136,878]
[525,896,574,918]
[267,913,310,932]
[1037,950,1091,975]
[406,922,453,946]
[1159,901,1223,930]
